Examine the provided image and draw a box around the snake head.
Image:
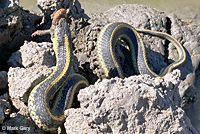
[31,8,70,38]
[52,8,70,24]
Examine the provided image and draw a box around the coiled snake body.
[97,22,186,78]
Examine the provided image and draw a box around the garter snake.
[28,8,89,131]
[97,22,186,78]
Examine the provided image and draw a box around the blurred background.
[19,0,200,24]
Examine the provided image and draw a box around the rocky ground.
[0,0,199,134]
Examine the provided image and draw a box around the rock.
[2,114,41,134]
[37,0,72,15]
[167,13,200,79]
[0,71,8,94]
[8,41,55,68]
[11,98,29,116]
[7,40,55,111]
[0,93,11,124]
[0,1,41,50]
[8,64,54,104]
[0,0,41,70]
[0,7,22,48]
[64,70,198,134]
[37,0,89,20]
[179,73,197,107]
[166,13,200,132]
[0,108,5,124]
[0,0,19,9]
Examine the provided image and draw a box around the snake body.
[97,22,186,78]
[28,9,186,131]
[28,9,89,131]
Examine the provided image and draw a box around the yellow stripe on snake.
[28,8,186,131]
